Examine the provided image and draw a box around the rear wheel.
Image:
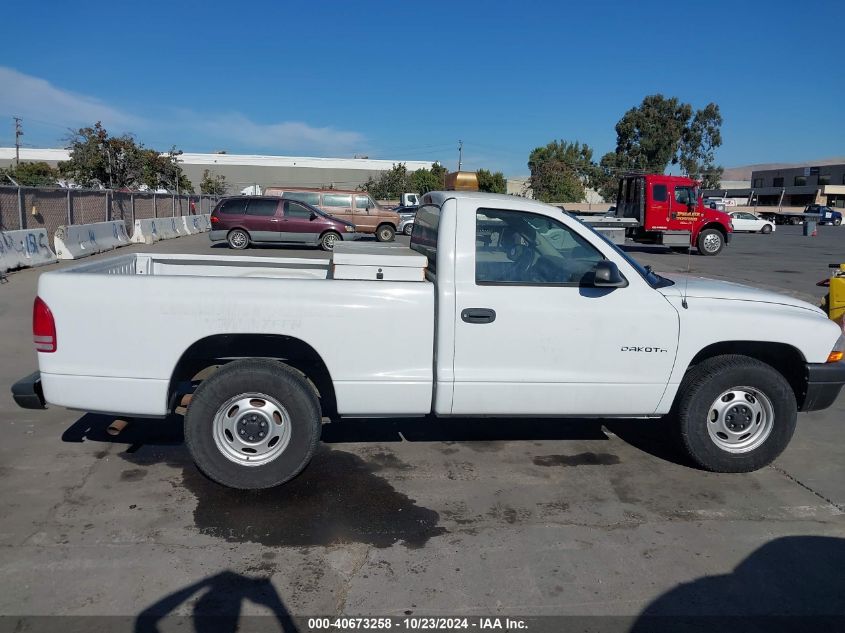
[227,229,249,250]
[697,228,724,256]
[376,224,396,242]
[761,224,773,234]
[184,359,321,489]
[672,355,796,473]
[320,231,341,251]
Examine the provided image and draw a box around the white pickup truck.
[13,190,845,489]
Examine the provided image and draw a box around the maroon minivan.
[209,196,358,251]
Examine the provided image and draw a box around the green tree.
[1,161,59,186]
[527,140,596,203]
[614,95,692,173]
[476,169,507,194]
[59,122,193,192]
[359,163,410,200]
[680,103,723,189]
[611,95,723,185]
[595,151,632,203]
[60,122,145,188]
[200,169,228,195]
[410,163,447,194]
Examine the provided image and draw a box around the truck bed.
[35,249,435,418]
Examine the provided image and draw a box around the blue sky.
[1,0,843,176]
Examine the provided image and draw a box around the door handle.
[270,218,280,222]
[461,308,496,324]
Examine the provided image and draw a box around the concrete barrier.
[0,228,58,274]
[131,216,186,244]
[54,221,130,260]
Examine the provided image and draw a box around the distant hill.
[723,157,845,181]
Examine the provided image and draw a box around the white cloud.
[0,66,139,128]
[195,113,365,155]
[0,67,366,155]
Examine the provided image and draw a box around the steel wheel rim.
[323,233,337,249]
[404,224,413,235]
[212,392,292,466]
[706,386,774,453]
[230,232,247,248]
[703,233,721,252]
[380,228,392,240]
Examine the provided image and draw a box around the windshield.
[568,212,675,289]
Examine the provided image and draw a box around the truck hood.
[657,274,825,314]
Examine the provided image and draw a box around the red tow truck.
[583,174,733,256]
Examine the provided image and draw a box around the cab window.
[245,199,279,216]
[475,209,605,285]
[674,187,695,205]
[322,194,352,207]
[284,201,313,219]
[217,198,248,215]
[653,184,668,202]
[355,195,374,210]
[282,191,320,205]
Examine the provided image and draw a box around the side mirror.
[309,212,317,221]
[594,260,628,288]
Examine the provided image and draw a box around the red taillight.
[33,297,56,353]
[210,215,220,225]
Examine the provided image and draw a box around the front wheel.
[403,223,414,236]
[227,229,249,250]
[376,224,396,242]
[697,228,724,256]
[320,231,341,251]
[672,355,796,473]
[761,224,773,234]
[834,218,842,226]
[184,359,321,489]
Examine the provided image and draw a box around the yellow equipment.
[444,171,479,191]
[820,263,845,328]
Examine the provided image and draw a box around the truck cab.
[616,174,733,255]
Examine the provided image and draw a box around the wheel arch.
[684,341,807,408]
[699,222,728,239]
[168,334,338,419]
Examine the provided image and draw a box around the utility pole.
[13,117,23,166]
[457,140,463,171]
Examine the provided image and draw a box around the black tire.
[227,229,250,250]
[184,359,321,489]
[835,218,842,226]
[672,355,796,473]
[789,217,801,225]
[761,224,773,234]
[376,224,396,242]
[320,231,341,252]
[403,223,414,236]
[696,228,724,256]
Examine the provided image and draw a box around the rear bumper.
[12,371,46,410]
[209,230,226,242]
[802,361,845,412]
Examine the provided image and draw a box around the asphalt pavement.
[0,225,843,628]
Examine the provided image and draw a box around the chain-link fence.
[0,186,220,239]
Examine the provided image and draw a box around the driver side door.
[450,207,679,416]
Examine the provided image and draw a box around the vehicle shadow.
[630,535,845,632]
[134,570,298,633]
[62,412,691,468]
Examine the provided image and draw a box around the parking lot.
[1,226,843,628]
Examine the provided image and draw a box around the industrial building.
[0,148,437,194]
[705,164,845,208]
